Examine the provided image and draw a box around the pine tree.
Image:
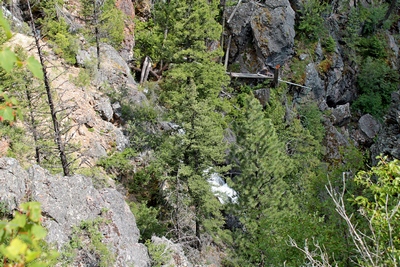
[158,80,227,248]
[80,0,125,68]
[135,0,225,80]
[152,0,230,248]
[229,95,298,266]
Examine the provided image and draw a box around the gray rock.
[359,114,381,139]
[254,88,270,108]
[324,124,350,161]
[0,158,150,267]
[318,99,330,112]
[94,96,114,122]
[387,33,399,68]
[85,140,107,159]
[305,63,324,100]
[299,53,308,61]
[225,3,255,37]
[77,113,96,128]
[250,0,295,67]
[315,41,324,61]
[112,102,122,119]
[225,1,295,70]
[151,236,193,267]
[76,47,94,66]
[225,3,258,72]
[325,53,357,107]
[0,158,27,210]
[288,0,303,12]
[332,103,351,126]
[371,91,400,161]
[114,128,129,151]
[77,44,147,105]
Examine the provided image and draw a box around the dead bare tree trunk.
[140,56,152,84]
[94,0,101,70]
[27,0,70,176]
[25,89,41,164]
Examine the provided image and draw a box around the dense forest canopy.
[0,0,399,266]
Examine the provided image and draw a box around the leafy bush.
[133,18,163,64]
[322,35,336,53]
[123,103,162,151]
[297,0,329,41]
[298,102,325,144]
[130,202,166,242]
[360,3,388,35]
[290,56,309,84]
[37,0,78,64]
[351,156,400,266]
[357,35,387,59]
[99,4,125,49]
[353,57,398,117]
[145,240,172,267]
[0,202,59,266]
[80,0,125,49]
[63,217,115,267]
[41,19,78,64]
[97,148,137,178]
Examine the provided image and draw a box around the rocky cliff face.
[5,33,146,167]
[371,91,400,162]
[224,0,400,161]
[0,157,150,267]
[225,0,295,72]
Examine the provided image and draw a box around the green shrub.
[322,35,336,53]
[63,217,115,267]
[357,35,387,59]
[123,103,162,151]
[37,0,78,64]
[130,202,166,242]
[353,57,398,117]
[297,0,329,41]
[343,7,362,61]
[0,202,59,266]
[97,148,137,178]
[99,5,125,49]
[40,18,78,64]
[145,240,172,267]
[80,0,125,49]
[133,18,164,64]
[298,102,325,144]
[360,3,388,35]
[71,68,91,88]
[290,56,309,84]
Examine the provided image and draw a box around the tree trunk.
[27,0,70,176]
[94,1,101,70]
[195,214,201,250]
[26,89,40,164]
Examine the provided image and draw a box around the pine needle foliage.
[228,95,298,265]
[153,0,229,248]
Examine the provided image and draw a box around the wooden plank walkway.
[226,72,312,90]
[227,72,274,79]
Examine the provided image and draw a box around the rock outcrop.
[76,43,147,105]
[151,236,193,267]
[7,33,135,167]
[0,157,150,267]
[371,91,400,161]
[116,0,136,60]
[225,0,295,72]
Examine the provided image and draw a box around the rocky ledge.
[0,157,150,267]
